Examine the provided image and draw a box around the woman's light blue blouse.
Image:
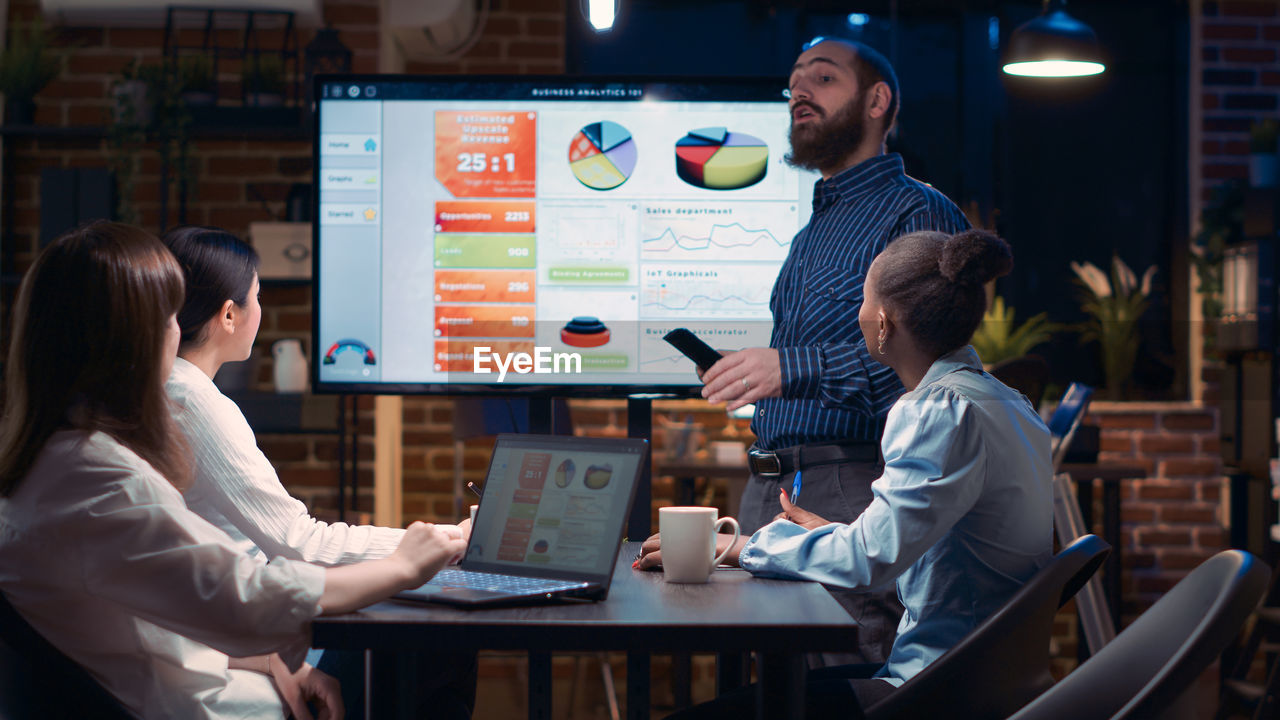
[740,346,1053,686]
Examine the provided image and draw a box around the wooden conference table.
[312,542,860,720]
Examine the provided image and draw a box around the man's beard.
[784,93,867,174]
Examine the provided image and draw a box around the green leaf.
[972,296,1060,366]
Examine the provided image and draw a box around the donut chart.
[569,121,636,191]
[675,127,768,190]
[560,316,611,348]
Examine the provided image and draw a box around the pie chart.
[675,127,768,190]
[569,121,636,191]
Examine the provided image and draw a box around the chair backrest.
[865,534,1111,720]
[1008,549,1270,720]
[0,590,133,719]
[1051,472,1117,654]
[988,354,1050,410]
[1047,383,1094,471]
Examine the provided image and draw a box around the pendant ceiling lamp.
[583,0,618,32]
[1003,0,1105,78]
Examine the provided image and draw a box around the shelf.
[0,125,104,139]
[0,120,308,142]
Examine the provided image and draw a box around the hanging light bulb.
[1002,0,1105,78]
[584,0,618,32]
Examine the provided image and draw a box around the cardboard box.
[250,222,312,279]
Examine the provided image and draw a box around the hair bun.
[938,229,1013,286]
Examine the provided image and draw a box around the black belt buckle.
[748,448,781,477]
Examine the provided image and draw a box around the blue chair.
[1047,382,1094,472]
[1045,383,1115,655]
[1008,550,1270,720]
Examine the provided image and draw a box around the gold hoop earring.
[878,336,886,355]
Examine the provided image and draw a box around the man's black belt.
[747,442,878,478]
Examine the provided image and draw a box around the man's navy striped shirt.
[752,153,970,450]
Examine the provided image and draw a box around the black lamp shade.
[1003,2,1105,77]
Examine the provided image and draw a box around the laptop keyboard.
[429,568,588,594]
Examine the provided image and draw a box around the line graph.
[639,202,797,262]
[645,291,769,312]
[640,264,775,320]
[637,322,774,374]
[643,223,789,254]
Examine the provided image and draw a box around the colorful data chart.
[569,121,637,191]
[675,127,769,190]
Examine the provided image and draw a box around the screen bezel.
[310,73,794,397]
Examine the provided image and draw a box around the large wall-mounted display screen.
[312,75,817,395]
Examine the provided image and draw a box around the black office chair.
[0,589,133,719]
[1007,549,1270,720]
[988,354,1050,410]
[863,534,1111,720]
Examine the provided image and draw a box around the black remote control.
[663,328,723,372]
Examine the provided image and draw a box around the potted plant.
[970,296,1059,368]
[1071,255,1157,400]
[1249,119,1278,188]
[0,18,64,125]
[110,60,155,127]
[177,53,215,106]
[1190,179,1244,357]
[108,61,171,224]
[242,53,287,107]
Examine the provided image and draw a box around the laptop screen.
[464,434,646,581]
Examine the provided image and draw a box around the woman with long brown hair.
[0,222,465,719]
[162,224,476,718]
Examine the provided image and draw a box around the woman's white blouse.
[0,430,325,719]
[167,357,403,566]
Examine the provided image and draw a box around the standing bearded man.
[698,38,971,666]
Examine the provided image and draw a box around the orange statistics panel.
[435,111,537,198]
[434,270,536,303]
[503,518,534,534]
[517,453,551,490]
[433,340,535,372]
[434,305,536,338]
[435,200,535,233]
[512,489,542,504]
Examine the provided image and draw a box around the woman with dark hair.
[162,225,432,565]
[0,222,466,719]
[162,225,475,718]
[640,229,1053,717]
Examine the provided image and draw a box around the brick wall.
[0,0,567,522]
[1198,0,1280,200]
[1089,403,1227,615]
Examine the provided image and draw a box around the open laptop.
[395,433,647,607]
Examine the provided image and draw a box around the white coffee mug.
[659,506,741,583]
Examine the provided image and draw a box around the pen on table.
[789,470,803,506]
